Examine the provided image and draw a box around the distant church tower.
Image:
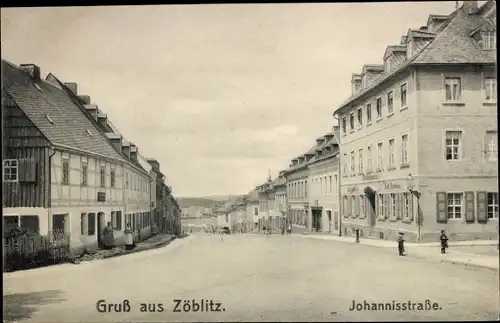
[267,169,272,182]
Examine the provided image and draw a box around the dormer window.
[384,58,392,74]
[482,31,496,50]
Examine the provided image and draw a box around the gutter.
[332,116,342,237]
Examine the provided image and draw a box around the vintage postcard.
[1,1,498,322]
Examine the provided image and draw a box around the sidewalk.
[298,233,499,270]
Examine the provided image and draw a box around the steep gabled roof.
[2,60,126,162]
[335,4,496,113]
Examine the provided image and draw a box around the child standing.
[397,232,405,256]
[440,230,449,254]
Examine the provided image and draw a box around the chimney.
[400,35,408,45]
[19,64,41,80]
[462,1,478,14]
[122,140,131,159]
[130,144,138,162]
[84,104,99,121]
[291,159,298,166]
[79,95,91,105]
[106,133,123,153]
[147,159,160,171]
[65,82,78,95]
[97,111,107,129]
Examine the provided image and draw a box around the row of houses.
[219,1,498,242]
[2,59,182,254]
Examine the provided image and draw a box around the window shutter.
[20,158,38,183]
[354,196,360,218]
[359,196,366,219]
[436,192,448,223]
[347,196,352,217]
[395,194,401,220]
[407,193,414,221]
[376,195,380,219]
[476,191,488,223]
[383,195,389,220]
[465,191,475,223]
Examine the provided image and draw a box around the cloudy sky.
[1,2,464,197]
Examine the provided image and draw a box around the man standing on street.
[397,232,405,256]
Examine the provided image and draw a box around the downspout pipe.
[333,114,342,237]
[48,146,56,235]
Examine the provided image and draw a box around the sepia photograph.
[1,1,498,322]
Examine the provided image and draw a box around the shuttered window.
[81,213,87,235]
[487,192,499,219]
[18,158,38,183]
[343,196,349,218]
[359,195,365,219]
[352,196,357,217]
[447,193,463,219]
[390,193,397,219]
[377,194,384,219]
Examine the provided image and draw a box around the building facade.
[333,1,497,242]
[245,188,260,230]
[284,150,313,231]
[2,60,181,254]
[307,129,340,234]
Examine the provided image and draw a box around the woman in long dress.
[124,223,135,250]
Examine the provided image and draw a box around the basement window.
[86,129,93,136]
[45,114,55,124]
[34,83,43,92]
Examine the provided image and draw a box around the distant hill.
[177,197,219,209]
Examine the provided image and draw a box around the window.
[357,108,363,128]
[358,149,364,173]
[378,194,384,218]
[484,77,497,101]
[446,193,462,219]
[403,193,410,219]
[225,214,229,222]
[390,193,397,219]
[388,139,395,167]
[343,196,348,215]
[81,158,88,186]
[342,117,347,134]
[486,131,498,161]
[20,215,39,234]
[100,163,106,187]
[445,77,461,101]
[350,151,355,175]
[351,196,356,216]
[377,142,383,170]
[487,192,499,219]
[329,176,332,193]
[126,173,129,189]
[349,113,355,131]
[445,131,462,161]
[401,134,409,164]
[62,156,69,185]
[376,98,382,118]
[482,31,496,50]
[254,206,259,216]
[343,158,348,177]
[360,195,365,218]
[366,103,372,123]
[3,159,19,182]
[367,145,372,172]
[81,213,87,235]
[387,91,394,114]
[88,213,96,235]
[400,83,407,107]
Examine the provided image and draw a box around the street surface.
[4,234,499,322]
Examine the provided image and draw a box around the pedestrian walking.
[397,232,405,256]
[440,230,449,254]
[124,223,135,251]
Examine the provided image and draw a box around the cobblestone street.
[4,234,498,322]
